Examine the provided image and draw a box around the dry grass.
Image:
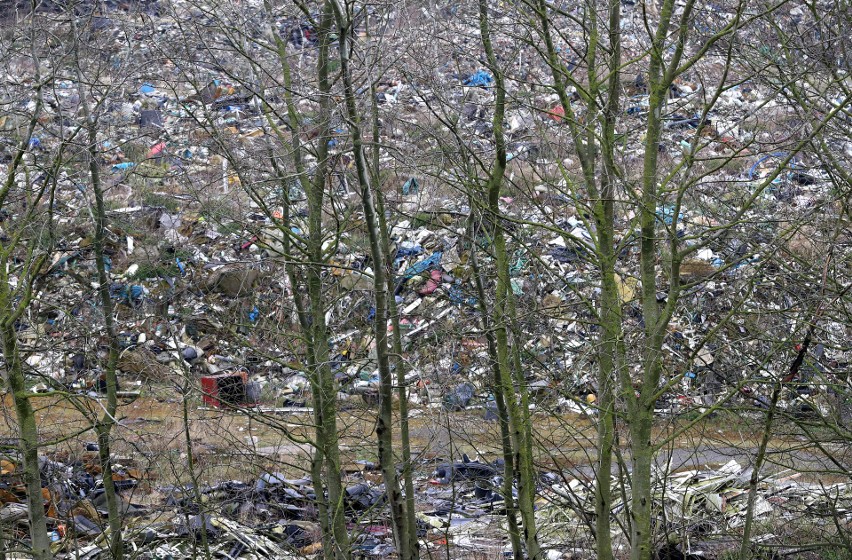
[0,392,816,488]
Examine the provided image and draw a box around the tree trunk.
[593,0,623,548]
[375,190,419,560]
[477,1,540,555]
[265,3,347,556]
[75,63,124,560]
[630,1,680,556]
[740,330,814,559]
[181,370,212,560]
[629,411,654,560]
[493,230,539,558]
[469,216,524,559]
[738,383,780,560]
[0,323,51,560]
[305,122,350,560]
[595,265,620,559]
[0,34,52,560]
[329,2,410,556]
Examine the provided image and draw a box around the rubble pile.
[0,0,846,413]
[540,461,852,558]
[0,0,850,557]
[3,446,850,558]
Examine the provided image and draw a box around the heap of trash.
[0,0,850,557]
[2,442,850,559]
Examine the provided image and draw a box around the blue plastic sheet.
[657,204,683,226]
[402,177,419,195]
[463,70,493,88]
[397,245,423,258]
[110,283,144,306]
[112,162,136,172]
[248,306,260,323]
[401,251,442,280]
[448,284,477,307]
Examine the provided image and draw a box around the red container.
[200,371,248,408]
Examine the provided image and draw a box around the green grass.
[127,247,191,280]
[140,191,181,212]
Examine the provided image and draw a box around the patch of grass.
[217,221,243,236]
[126,247,191,280]
[823,547,852,560]
[135,162,169,179]
[140,191,181,212]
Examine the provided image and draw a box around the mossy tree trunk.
[73,33,125,559]
[477,1,541,556]
[329,1,413,557]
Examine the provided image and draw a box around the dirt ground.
[1,392,835,490]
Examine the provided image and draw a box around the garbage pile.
[0,0,850,557]
[0,447,501,558]
[539,460,852,557]
[0,0,847,418]
[3,439,851,559]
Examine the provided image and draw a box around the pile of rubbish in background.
[0,0,850,557]
[0,0,846,420]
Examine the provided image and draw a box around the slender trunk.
[306,6,350,558]
[631,2,680,557]
[595,181,622,556]
[264,4,340,555]
[737,383,781,560]
[305,170,338,558]
[477,1,540,556]
[181,373,212,560]
[594,0,623,547]
[375,189,419,559]
[595,265,619,559]
[329,2,409,556]
[534,0,621,554]
[493,230,539,558]
[75,66,124,560]
[369,53,417,556]
[506,290,539,557]
[740,330,814,559]
[469,217,524,559]
[0,323,51,560]
[312,318,349,560]
[304,142,348,560]
[0,23,52,560]
[629,413,654,560]
[361,135,409,560]
[310,409,332,560]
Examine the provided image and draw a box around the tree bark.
[477,1,541,556]
[0,40,52,559]
[469,216,524,559]
[74,52,124,560]
[375,189,419,560]
[329,2,410,556]
[0,324,51,560]
[264,4,347,556]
